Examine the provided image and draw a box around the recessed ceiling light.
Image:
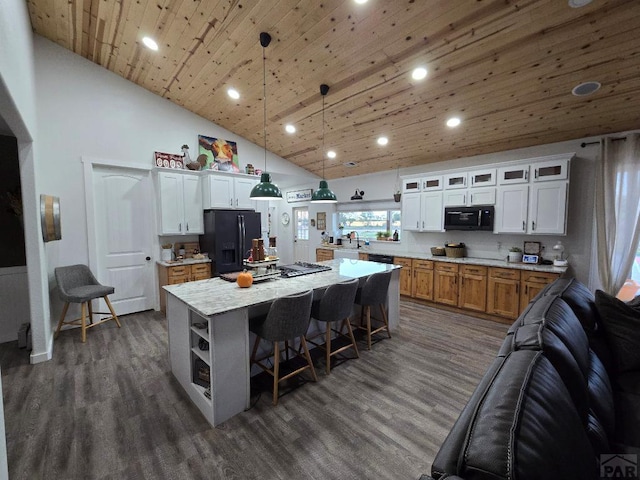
[227,88,240,100]
[354,0,368,3]
[327,150,337,159]
[446,117,461,128]
[142,37,158,51]
[377,136,389,146]
[568,0,593,7]
[285,124,296,134]
[571,81,601,96]
[412,67,428,80]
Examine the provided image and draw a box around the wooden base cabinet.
[316,248,334,262]
[487,268,520,319]
[458,265,487,312]
[159,262,212,313]
[434,262,459,306]
[520,271,560,311]
[394,257,413,297]
[412,260,434,301]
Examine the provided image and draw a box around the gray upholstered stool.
[249,290,317,405]
[307,278,360,374]
[54,264,121,343]
[353,270,392,350]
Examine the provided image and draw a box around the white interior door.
[293,207,309,262]
[90,165,155,315]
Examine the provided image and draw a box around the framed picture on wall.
[198,135,240,172]
[317,212,326,230]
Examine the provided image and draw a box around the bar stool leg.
[325,323,332,375]
[365,305,372,350]
[55,302,70,338]
[80,302,88,343]
[250,335,261,364]
[344,319,360,358]
[380,304,391,338]
[272,341,280,406]
[87,299,94,325]
[299,337,318,382]
[104,296,121,328]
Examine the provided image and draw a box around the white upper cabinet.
[443,190,467,207]
[402,193,421,231]
[495,185,529,233]
[444,172,467,189]
[202,172,259,210]
[157,170,203,235]
[498,165,530,185]
[528,181,567,234]
[469,187,496,206]
[469,168,496,187]
[422,175,443,191]
[532,157,569,182]
[403,178,422,193]
[402,191,444,232]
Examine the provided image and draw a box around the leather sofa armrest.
[419,476,464,480]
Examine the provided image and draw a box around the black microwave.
[444,206,495,231]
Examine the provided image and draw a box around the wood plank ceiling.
[27,0,640,179]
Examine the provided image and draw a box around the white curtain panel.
[595,133,640,294]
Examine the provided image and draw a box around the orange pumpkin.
[237,270,253,288]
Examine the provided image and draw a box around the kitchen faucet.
[350,231,361,249]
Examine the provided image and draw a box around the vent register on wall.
[401,152,573,235]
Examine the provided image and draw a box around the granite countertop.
[163,259,401,318]
[317,245,567,274]
[157,258,212,267]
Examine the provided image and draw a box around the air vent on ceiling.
[344,161,357,167]
[571,81,601,96]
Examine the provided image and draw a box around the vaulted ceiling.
[27,0,640,179]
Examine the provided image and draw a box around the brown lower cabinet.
[358,252,368,261]
[159,262,212,313]
[316,248,334,262]
[412,260,434,301]
[433,262,459,306]
[520,271,561,312]
[458,265,488,312]
[487,267,521,319]
[394,257,413,296]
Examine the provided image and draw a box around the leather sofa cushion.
[595,290,640,372]
[460,350,597,480]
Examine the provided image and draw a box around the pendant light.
[250,32,282,200]
[311,84,337,203]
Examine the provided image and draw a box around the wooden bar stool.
[307,278,360,374]
[54,264,121,343]
[353,270,393,350]
[249,290,317,405]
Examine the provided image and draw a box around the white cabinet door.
[444,190,467,207]
[469,168,496,187]
[532,158,569,182]
[421,191,444,231]
[234,177,258,209]
[495,185,528,233]
[204,175,234,209]
[422,175,443,191]
[528,181,567,234]
[403,178,422,193]
[402,194,421,231]
[469,187,496,206]
[158,172,184,235]
[444,172,467,189]
[498,165,529,184]
[182,174,203,234]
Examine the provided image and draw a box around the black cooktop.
[279,262,332,278]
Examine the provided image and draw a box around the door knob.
[146,256,151,261]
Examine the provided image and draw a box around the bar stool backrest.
[359,270,392,306]
[55,264,106,302]
[314,278,359,322]
[257,290,314,342]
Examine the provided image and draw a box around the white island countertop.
[163,259,401,318]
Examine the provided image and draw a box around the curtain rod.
[581,136,627,148]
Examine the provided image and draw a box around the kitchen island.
[164,259,401,426]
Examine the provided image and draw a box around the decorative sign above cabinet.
[286,189,313,203]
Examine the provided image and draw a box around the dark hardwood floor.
[0,299,507,480]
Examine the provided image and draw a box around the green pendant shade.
[311,180,337,203]
[250,172,282,200]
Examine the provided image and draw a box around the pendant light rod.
[311,83,337,203]
[320,84,329,180]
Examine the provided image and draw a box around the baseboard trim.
[29,334,53,364]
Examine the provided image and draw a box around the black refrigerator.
[200,210,261,275]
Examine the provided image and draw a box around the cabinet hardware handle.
[236,198,238,207]
[523,221,525,231]
[532,221,536,230]
[422,221,425,229]
[179,223,182,232]
[516,283,519,294]
[186,223,189,232]
[525,285,528,295]
[230,199,233,206]
[525,170,528,181]
[416,221,419,228]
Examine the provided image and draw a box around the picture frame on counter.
[317,212,326,230]
[286,189,313,203]
[523,241,542,256]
